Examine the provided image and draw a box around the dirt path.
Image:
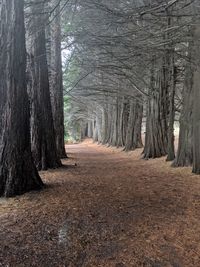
[1,140,200,267]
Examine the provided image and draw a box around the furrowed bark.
[0,0,43,197]
[49,0,67,158]
[27,0,61,170]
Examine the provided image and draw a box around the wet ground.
[1,140,200,266]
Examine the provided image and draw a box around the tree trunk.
[122,101,129,146]
[192,25,200,174]
[27,0,61,170]
[49,0,67,158]
[101,108,109,144]
[124,99,143,151]
[143,58,168,159]
[93,120,98,142]
[173,45,194,167]
[97,114,103,143]
[117,97,125,147]
[166,56,176,161]
[133,101,143,149]
[0,0,43,197]
[124,100,136,151]
[87,121,93,138]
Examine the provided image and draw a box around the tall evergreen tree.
[50,0,67,158]
[0,0,43,197]
[27,0,61,170]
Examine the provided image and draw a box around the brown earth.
[0,140,200,267]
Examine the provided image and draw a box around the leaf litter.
[0,140,200,266]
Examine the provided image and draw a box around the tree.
[26,0,61,170]
[192,24,200,174]
[172,51,194,167]
[0,0,43,197]
[58,0,200,174]
[49,0,67,158]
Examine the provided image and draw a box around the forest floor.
[1,140,200,267]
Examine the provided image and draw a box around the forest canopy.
[63,0,200,170]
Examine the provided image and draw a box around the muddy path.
[1,140,200,267]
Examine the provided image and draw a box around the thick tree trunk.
[27,0,61,170]
[111,99,118,146]
[143,58,168,159]
[124,99,143,151]
[87,121,93,138]
[192,26,200,174]
[124,100,136,151]
[96,113,103,143]
[166,57,177,161]
[80,122,87,140]
[0,0,43,197]
[93,120,98,142]
[133,102,143,149]
[122,101,130,146]
[50,0,67,158]
[173,48,194,167]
